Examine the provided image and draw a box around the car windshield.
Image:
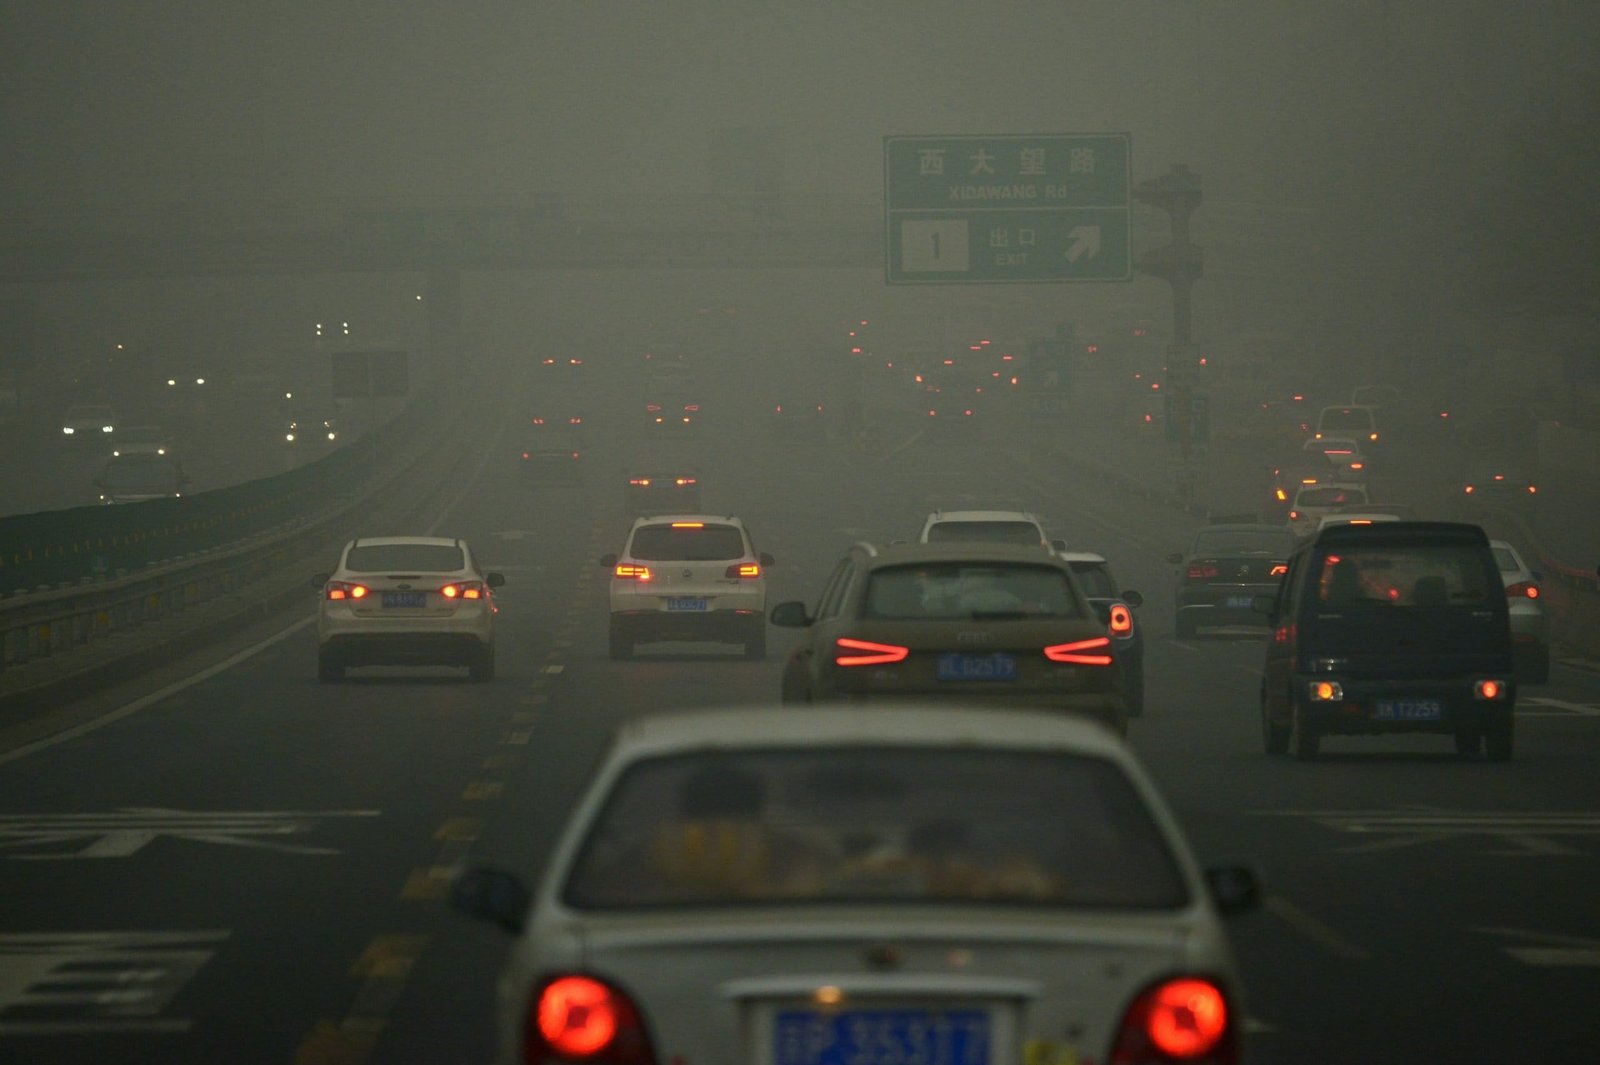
[563,748,1188,911]
[344,544,465,573]
[629,524,746,561]
[1066,561,1116,598]
[865,562,1081,619]
[1192,528,1297,555]
[924,521,1044,546]
[100,458,179,489]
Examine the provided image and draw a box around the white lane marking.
[0,930,229,1034]
[0,808,379,859]
[1519,697,1600,717]
[0,616,315,767]
[1263,896,1370,960]
[426,417,510,535]
[1252,809,1600,856]
[1474,927,1600,967]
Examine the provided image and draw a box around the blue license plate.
[1374,698,1443,721]
[382,592,427,608]
[774,1009,990,1065]
[936,653,1016,681]
[665,597,708,611]
[1225,595,1253,609]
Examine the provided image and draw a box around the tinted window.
[925,521,1044,546]
[563,749,1188,911]
[1313,545,1496,610]
[1192,528,1297,555]
[629,524,746,561]
[1297,486,1367,507]
[864,563,1081,619]
[345,544,465,572]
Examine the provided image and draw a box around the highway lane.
[1,348,1597,1064]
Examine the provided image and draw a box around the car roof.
[1312,520,1489,547]
[1055,551,1109,564]
[629,514,745,527]
[863,542,1063,566]
[923,509,1042,524]
[609,706,1132,762]
[1197,523,1290,534]
[347,535,464,548]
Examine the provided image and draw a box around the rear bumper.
[320,632,489,667]
[823,689,1127,732]
[613,609,763,643]
[1292,674,1514,736]
[1176,585,1277,626]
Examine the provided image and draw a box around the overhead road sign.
[884,134,1131,284]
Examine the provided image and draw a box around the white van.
[1314,404,1379,446]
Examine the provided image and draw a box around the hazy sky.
[3,2,1596,231]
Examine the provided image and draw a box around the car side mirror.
[1251,594,1277,617]
[1204,864,1262,917]
[486,572,507,588]
[311,572,330,590]
[1165,552,1184,565]
[759,552,775,567]
[769,600,811,627]
[449,865,530,935]
[599,553,618,568]
[1121,590,1144,609]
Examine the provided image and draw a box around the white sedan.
[453,706,1260,1065]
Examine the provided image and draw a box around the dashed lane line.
[1263,896,1371,960]
[292,934,429,1065]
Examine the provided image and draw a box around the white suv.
[314,536,505,683]
[918,509,1063,550]
[601,515,772,660]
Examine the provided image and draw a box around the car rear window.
[1192,528,1296,555]
[344,544,465,572]
[1066,561,1115,599]
[1491,546,1520,573]
[1320,408,1374,431]
[1313,545,1497,610]
[1297,486,1367,507]
[864,562,1082,619]
[924,521,1044,546]
[629,523,746,561]
[563,748,1188,911]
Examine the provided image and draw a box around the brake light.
[629,478,650,486]
[671,522,704,528]
[727,563,761,578]
[1044,636,1113,665]
[1111,976,1232,1064]
[522,452,531,460]
[1270,564,1288,577]
[1475,679,1507,700]
[614,565,653,582]
[1506,581,1539,599]
[1288,510,1299,520]
[1109,604,1133,637]
[1464,485,1475,494]
[324,581,369,601]
[646,403,661,413]
[570,417,583,425]
[532,417,546,425]
[1186,564,1219,580]
[1274,488,1287,501]
[1349,462,1364,471]
[835,638,909,666]
[674,477,696,486]
[1528,484,1537,494]
[528,975,655,1063]
[684,404,699,412]
[441,581,485,600]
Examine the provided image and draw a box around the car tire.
[1262,691,1290,755]
[317,651,344,684]
[1289,704,1320,761]
[744,619,767,661]
[608,619,634,661]
[1484,713,1514,763]
[1453,726,1483,759]
[469,645,495,683]
[1175,612,1196,640]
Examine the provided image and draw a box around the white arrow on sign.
[1065,225,1101,262]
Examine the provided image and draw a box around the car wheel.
[1289,703,1319,761]
[608,619,634,661]
[1262,690,1290,755]
[744,619,767,660]
[1175,612,1196,639]
[469,645,495,683]
[317,651,344,684]
[1484,713,1514,763]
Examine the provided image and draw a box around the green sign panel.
[884,134,1131,284]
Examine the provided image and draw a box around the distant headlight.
[63,427,75,434]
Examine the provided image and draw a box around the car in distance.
[1312,403,1380,446]
[62,403,117,439]
[1461,459,1537,512]
[1491,538,1550,684]
[313,536,505,683]
[1255,521,1514,760]
[1058,550,1146,717]
[601,516,772,660]
[770,398,825,440]
[94,454,191,504]
[1286,483,1370,539]
[1168,523,1296,638]
[110,424,174,457]
[451,706,1259,1065]
[519,415,585,486]
[918,509,1061,550]
[623,468,702,517]
[771,542,1128,734]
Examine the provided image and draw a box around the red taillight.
[629,478,650,486]
[325,581,368,601]
[528,974,654,1063]
[441,581,485,600]
[614,565,653,582]
[674,477,696,486]
[1287,510,1299,520]
[684,404,699,412]
[1186,563,1219,580]
[1109,604,1133,637]
[532,417,546,425]
[727,563,761,579]
[522,452,531,460]
[1270,564,1288,577]
[646,403,661,413]
[1044,636,1113,665]
[835,638,909,666]
[1506,581,1539,599]
[1111,976,1233,1064]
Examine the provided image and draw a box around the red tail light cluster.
[726,563,761,579]
[1111,976,1234,1064]
[1044,636,1114,665]
[528,974,656,1064]
[614,565,653,582]
[1505,581,1539,599]
[324,581,368,601]
[835,638,909,666]
[1186,563,1218,580]
[1109,604,1134,637]
[1270,564,1288,577]
[440,581,485,600]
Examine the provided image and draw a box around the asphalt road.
[1,349,1597,1065]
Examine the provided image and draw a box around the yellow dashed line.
[350,934,428,978]
[518,693,549,707]
[542,660,565,669]
[511,711,538,727]
[462,781,505,800]
[433,817,482,842]
[481,754,513,769]
[400,867,454,901]
[293,1020,382,1064]
[504,730,533,746]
